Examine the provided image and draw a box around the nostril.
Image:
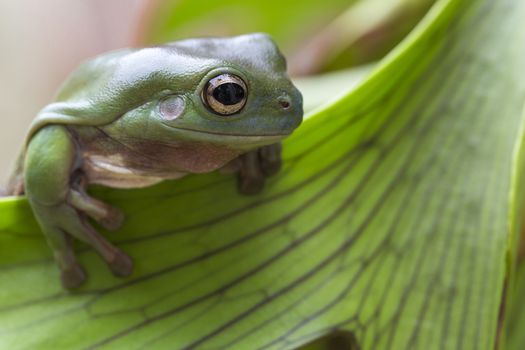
[278,97,291,110]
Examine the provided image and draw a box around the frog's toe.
[237,151,265,195]
[98,206,125,231]
[61,263,86,289]
[68,189,125,231]
[107,251,133,277]
[63,214,134,279]
[37,222,87,289]
[259,143,282,177]
[237,143,283,195]
[239,176,265,195]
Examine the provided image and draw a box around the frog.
[6,33,303,289]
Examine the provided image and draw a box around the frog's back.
[29,46,207,140]
[55,50,130,101]
[27,48,133,140]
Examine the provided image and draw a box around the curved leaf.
[1,0,525,349]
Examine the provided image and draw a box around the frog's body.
[9,33,302,289]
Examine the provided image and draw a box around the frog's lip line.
[172,126,291,139]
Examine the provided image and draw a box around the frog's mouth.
[169,126,291,143]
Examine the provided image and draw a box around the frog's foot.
[39,202,132,289]
[259,142,282,176]
[237,142,282,195]
[68,189,124,231]
[61,262,87,289]
[71,214,133,278]
[52,234,86,289]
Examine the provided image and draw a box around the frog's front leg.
[25,125,132,289]
[235,142,282,195]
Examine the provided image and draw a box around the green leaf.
[507,259,525,350]
[142,0,355,52]
[1,0,525,349]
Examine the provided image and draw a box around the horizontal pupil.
[213,83,245,105]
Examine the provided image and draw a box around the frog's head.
[169,33,302,139]
[109,33,302,152]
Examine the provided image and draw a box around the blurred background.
[0,0,435,183]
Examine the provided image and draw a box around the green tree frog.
[6,33,303,289]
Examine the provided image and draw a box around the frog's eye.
[202,74,247,116]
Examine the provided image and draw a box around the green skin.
[8,33,303,289]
